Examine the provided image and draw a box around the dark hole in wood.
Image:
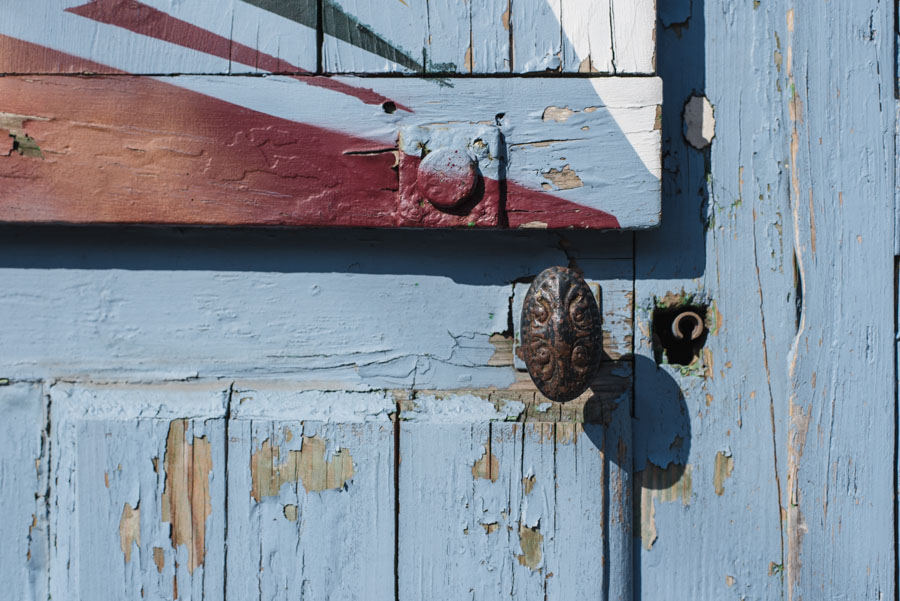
[382,101,397,114]
[652,304,708,366]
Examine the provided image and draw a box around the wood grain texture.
[785,1,895,597]
[0,382,47,601]
[633,0,896,599]
[0,72,660,229]
[631,0,792,596]
[227,388,395,601]
[397,389,631,600]
[49,384,228,601]
[512,0,655,73]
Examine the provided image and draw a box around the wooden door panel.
[49,384,228,601]
[225,389,396,601]
[398,388,632,601]
[0,382,47,601]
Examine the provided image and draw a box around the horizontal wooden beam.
[0,70,661,229]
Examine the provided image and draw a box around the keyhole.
[651,304,709,367]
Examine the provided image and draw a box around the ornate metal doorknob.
[521,266,602,402]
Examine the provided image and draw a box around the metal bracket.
[397,124,503,227]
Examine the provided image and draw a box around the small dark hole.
[651,304,709,367]
[495,112,506,125]
[382,101,397,114]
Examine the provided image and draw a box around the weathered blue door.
[0,0,895,600]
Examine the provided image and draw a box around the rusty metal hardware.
[521,266,602,403]
[416,148,479,209]
[671,310,704,341]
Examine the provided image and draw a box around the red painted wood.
[0,36,621,229]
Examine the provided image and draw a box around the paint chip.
[517,523,543,570]
[119,502,141,563]
[578,57,597,73]
[472,443,499,482]
[153,547,165,573]
[160,420,212,574]
[518,220,549,229]
[523,474,536,495]
[714,451,734,495]
[542,106,576,122]
[635,462,693,550]
[542,165,583,190]
[481,522,499,535]
[683,95,715,149]
[283,504,299,522]
[251,435,354,500]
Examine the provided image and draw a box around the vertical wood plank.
[324,0,511,73]
[632,0,791,598]
[511,0,563,72]
[321,0,426,73]
[469,0,512,72]
[226,389,395,601]
[49,384,227,601]
[785,0,896,597]
[559,0,614,73]
[608,0,655,73]
[398,391,631,600]
[512,0,656,73]
[0,382,47,601]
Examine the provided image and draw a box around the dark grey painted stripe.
[239,0,422,71]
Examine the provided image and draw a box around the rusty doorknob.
[521,266,602,403]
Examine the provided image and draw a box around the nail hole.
[382,101,397,114]
[495,112,505,125]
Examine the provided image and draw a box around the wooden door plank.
[0,74,661,229]
[558,0,615,73]
[631,1,790,599]
[510,0,563,72]
[0,382,47,601]
[511,0,655,73]
[49,384,228,601]
[398,388,631,600]
[323,0,510,73]
[321,0,427,73]
[607,0,655,73]
[0,0,317,74]
[784,1,896,597]
[225,388,395,601]
[0,229,629,387]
